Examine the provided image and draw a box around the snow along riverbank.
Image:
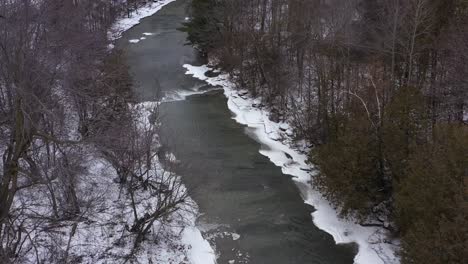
[183,64,400,264]
[109,0,178,41]
[108,2,217,264]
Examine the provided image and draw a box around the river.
[116,0,357,263]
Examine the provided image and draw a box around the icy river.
[116,0,357,263]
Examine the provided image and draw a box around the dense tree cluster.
[0,1,187,262]
[185,0,468,263]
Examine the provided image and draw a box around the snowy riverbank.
[183,64,400,264]
[108,0,178,41]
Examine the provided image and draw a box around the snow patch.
[108,0,178,41]
[129,39,140,43]
[183,64,400,264]
[231,233,240,241]
[182,227,217,264]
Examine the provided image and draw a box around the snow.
[183,64,400,264]
[231,233,241,241]
[182,226,217,264]
[129,39,140,43]
[279,123,289,131]
[11,100,217,263]
[108,0,178,41]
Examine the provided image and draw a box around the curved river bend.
[117,0,357,263]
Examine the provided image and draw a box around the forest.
[0,0,195,263]
[184,0,468,263]
[1,0,467,263]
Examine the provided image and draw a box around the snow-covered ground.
[12,101,216,264]
[27,150,213,264]
[183,64,400,264]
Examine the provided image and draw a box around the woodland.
[183,0,468,263]
[0,1,190,262]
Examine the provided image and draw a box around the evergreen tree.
[396,125,467,264]
[180,0,223,54]
[311,105,383,218]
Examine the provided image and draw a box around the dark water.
[117,0,356,263]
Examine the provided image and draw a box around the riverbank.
[182,64,400,264]
[108,0,178,41]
